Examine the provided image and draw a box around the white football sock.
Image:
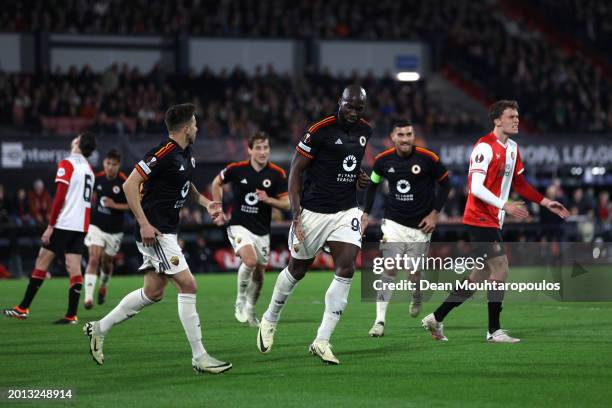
[84,273,97,303]
[375,274,395,323]
[178,293,207,359]
[236,263,255,306]
[316,275,352,342]
[244,276,263,316]
[263,267,298,322]
[98,288,154,335]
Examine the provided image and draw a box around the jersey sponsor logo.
[244,192,259,206]
[263,179,271,188]
[57,167,65,177]
[335,138,343,145]
[359,136,367,147]
[396,179,411,194]
[388,167,395,173]
[180,181,190,198]
[411,164,421,174]
[191,157,196,167]
[342,155,357,172]
[241,178,248,184]
[302,133,311,144]
[112,186,120,194]
[475,154,484,163]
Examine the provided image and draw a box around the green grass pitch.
[1,270,612,407]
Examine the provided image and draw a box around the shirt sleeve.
[296,130,323,159]
[513,148,525,177]
[219,164,237,184]
[135,145,172,180]
[432,157,449,182]
[275,172,288,198]
[468,142,493,176]
[55,160,74,185]
[370,157,384,184]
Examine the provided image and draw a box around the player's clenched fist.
[357,169,370,190]
[140,223,161,246]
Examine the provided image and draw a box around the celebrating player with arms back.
[257,85,372,364]
[362,120,450,337]
[4,133,97,324]
[212,131,289,327]
[83,149,130,309]
[83,103,232,374]
[422,100,569,343]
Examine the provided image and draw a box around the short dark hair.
[78,132,97,158]
[489,100,519,124]
[165,103,196,132]
[248,131,270,148]
[391,119,412,130]
[105,149,121,162]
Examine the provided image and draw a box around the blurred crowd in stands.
[0,64,484,141]
[1,0,611,135]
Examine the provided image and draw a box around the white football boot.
[234,303,247,323]
[192,353,232,374]
[256,317,277,353]
[309,339,339,365]
[487,329,520,343]
[83,321,105,365]
[421,313,448,341]
[368,321,385,337]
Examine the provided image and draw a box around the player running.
[83,149,129,309]
[4,132,97,324]
[256,85,372,364]
[421,100,569,343]
[211,131,289,327]
[362,120,450,337]
[83,103,232,374]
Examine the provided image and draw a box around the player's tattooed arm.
[210,174,229,225]
[189,184,222,220]
[123,169,160,246]
[288,152,311,241]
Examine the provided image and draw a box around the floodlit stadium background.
[1,1,610,276]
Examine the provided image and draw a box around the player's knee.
[334,258,355,279]
[144,287,165,302]
[242,256,258,269]
[288,259,308,280]
[88,256,100,269]
[65,262,81,276]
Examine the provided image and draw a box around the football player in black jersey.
[83,149,129,310]
[257,85,372,364]
[362,119,450,337]
[211,131,289,327]
[83,103,232,374]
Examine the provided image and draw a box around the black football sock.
[18,269,47,309]
[433,278,476,322]
[66,275,83,318]
[487,280,505,333]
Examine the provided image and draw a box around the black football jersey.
[220,160,288,235]
[296,115,373,213]
[135,138,195,237]
[90,171,128,233]
[371,147,449,228]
